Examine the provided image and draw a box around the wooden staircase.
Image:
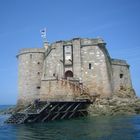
[5,100,91,124]
[5,79,95,124]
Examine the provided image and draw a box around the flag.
[40,28,46,38]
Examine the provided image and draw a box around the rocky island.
[88,88,140,116]
[5,37,139,124]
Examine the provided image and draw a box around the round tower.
[17,48,45,105]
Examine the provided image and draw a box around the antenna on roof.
[40,27,49,50]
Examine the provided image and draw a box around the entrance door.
[65,70,73,78]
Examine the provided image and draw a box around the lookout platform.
[5,99,92,124]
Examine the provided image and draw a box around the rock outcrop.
[0,106,15,115]
[88,88,140,116]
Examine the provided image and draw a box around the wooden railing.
[58,78,91,100]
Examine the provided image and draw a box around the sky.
[0,0,140,105]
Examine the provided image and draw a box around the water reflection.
[1,115,140,140]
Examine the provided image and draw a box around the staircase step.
[5,100,91,124]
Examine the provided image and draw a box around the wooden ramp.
[5,100,91,124]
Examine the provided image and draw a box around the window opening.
[120,74,123,78]
[89,63,91,69]
[30,54,32,59]
[36,86,41,89]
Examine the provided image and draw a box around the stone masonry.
[17,38,134,105]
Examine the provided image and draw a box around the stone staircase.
[5,79,93,124]
[59,79,91,100]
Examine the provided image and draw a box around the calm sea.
[0,105,140,140]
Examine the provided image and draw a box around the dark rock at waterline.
[88,95,140,116]
[2,98,140,117]
[0,106,15,115]
[2,89,139,117]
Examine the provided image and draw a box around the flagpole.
[40,28,49,50]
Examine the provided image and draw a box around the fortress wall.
[44,42,64,79]
[72,39,82,78]
[40,80,78,101]
[80,40,113,97]
[44,49,57,78]
[111,59,132,92]
[17,48,45,105]
[42,38,113,98]
[54,42,64,78]
[16,38,134,105]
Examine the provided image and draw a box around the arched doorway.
[65,70,73,78]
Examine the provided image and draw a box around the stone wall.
[17,48,45,105]
[80,39,113,97]
[42,38,113,98]
[43,42,64,79]
[40,79,84,101]
[111,59,132,93]
[17,38,134,105]
[72,39,82,78]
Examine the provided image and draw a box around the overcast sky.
[0,0,140,105]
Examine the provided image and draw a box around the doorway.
[65,70,73,78]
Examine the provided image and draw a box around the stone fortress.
[17,38,133,105]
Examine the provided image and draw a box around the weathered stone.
[17,38,134,106]
[88,94,140,116]
[17,48,45,105]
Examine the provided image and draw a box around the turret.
[17,48,45,105]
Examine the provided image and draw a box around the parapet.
[51,37,105,47]
[80,38,105,46]
[111,58,129,67]
[17,48,45,57]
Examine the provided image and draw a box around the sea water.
[0,105,140,140]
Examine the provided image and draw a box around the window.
[30,54,32,59]
[120,74,123,78]
[89,63,91,69]
[36,86,41,89]
[64,45,73,65]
